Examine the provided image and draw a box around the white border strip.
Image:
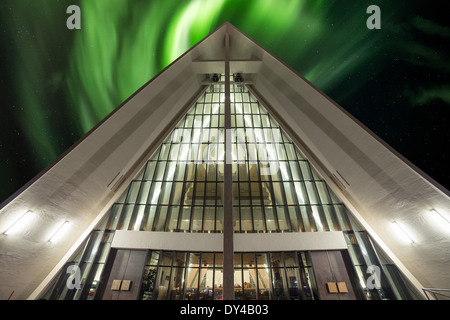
[111,230,347,252]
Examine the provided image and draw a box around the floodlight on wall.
[48,220,70,242]
[428,209,450,234]
[429,209,450,225]
[3,210,35,235]
[392,221,415,244]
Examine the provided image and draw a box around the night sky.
[0,0,449,204]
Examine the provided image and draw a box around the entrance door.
[310,250,357,300]
[102,249,147,300]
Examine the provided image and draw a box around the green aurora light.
[0,0,449,203]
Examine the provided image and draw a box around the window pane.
[316,181,331,204]
[154,162,166,180]
[301,267,317,300]
[171,182,183,205]
[106,204,123,230]
[196,163,207,181]
[169,267,185,300]
[323,205,340,231]
[194,182,205,205]
[143,161,157,180]
[217,182,224,205]
[283,252,298,267]
[239,163,249,181]
[140,266,157,300]
[141,206,156,231]
[188,252,201,267]
[257,267,272,300]
[214,269,223,300]
[118,205,133,230]
[301,206,315,232]
[137,181,151,204]
[305,181,319,204]
[299,161,312,180]
[179,206,191,231]
[256,253,268,267]
[168,142,179,161]
[251,182,262,205]
[285,266,301,300]
[234,253,242,267]
[203,207,215,232]
[153,267,171,300]
[149,182,162,204]
[160,182,173,205]
[328,186,342,204]
[185,163,196,181]
[243,253,255,268]
[240,207,252,233]
[272,268,287,300]
[167,206,180,232]
[253,206,264,232]
[205,183,216,205]
[285,144,297,160]
[207,163,217,182]
[243,269,257,300]
[174,252,186,267]
[270,253,283,269]
[132,205,146,231]
[249,162,259,181]
[277,206,290,231]
[234,269,243,300]
[261,114,270,127]
[265,207,277,232]
[201,253,214,268]
[283,182,296,205]
[192,206,203,232]
[335,205,352,231]
[289,161,302,180]
[272,182,284,205]
[185,267,199,300]
[154,206,168,231]
[247,144,258,162]
[215,206,223,233]
[311,206,325,232]
[293,182,307,204]
[126,181,141,203]
[199,268,214,300]
[233,206,240,232]
[288,207,301,232]
[279,162,290,180]
[233,182,239,206]
[239,183,250,205]
[159,251,173,266]
[261,181,273,205]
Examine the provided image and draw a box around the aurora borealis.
[0,0,449,203]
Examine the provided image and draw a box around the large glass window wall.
[229,82,352,233]
[140,251,224,300]
[139,250,317,301]
[100,77,355,235]
[101,82,226,234]
[43,75,421,300]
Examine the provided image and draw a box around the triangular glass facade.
[43,75,421,301]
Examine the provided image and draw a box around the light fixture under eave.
[429,209,450,225]
[3,210,34,235]
[428,209,450,234]
[48,220,70,242]
[392,221,415,244]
